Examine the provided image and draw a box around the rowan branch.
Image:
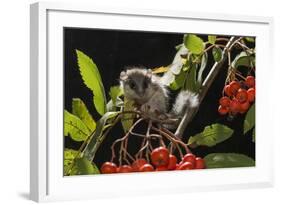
[174,36,240,138]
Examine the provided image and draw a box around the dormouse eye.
[128,80,136,89]
[143,80,148,89]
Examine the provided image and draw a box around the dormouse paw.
[140,104,150,113]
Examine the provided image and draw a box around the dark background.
[64,28,255,168]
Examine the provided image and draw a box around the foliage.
[72,98,96,132]
[64,110,90,142]
[204,153,255,168]
[188,124,234,147]
[76,50,107,115]
[64,34,256,175]
[244,103,255,134]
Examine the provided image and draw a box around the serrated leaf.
[64,149,78,167]
[64,110,90,142]
[188,124,234,147]
[197,52,208,85]
[109,86,123,107]
[83,111,119,160]
[121,98,136,133]
[172,44,188,65]
[231,51,255,69]
[106,97,124,112]
[204,153,255,168]
[244,103,255,134]
[184,64,200,93]
[161,45,188,86]
[75,157,100,175]
[76,50,107,115]
[72,98,96,132]
[212,46,223,62]
[169,68,186,90]
[160,68,175,86]
[67,157,100,175]
[208,35,217,44]
[64,149,79,175]
[184,34,205,54]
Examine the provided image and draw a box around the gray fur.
[171,90,199,117]
[120,67,198,126]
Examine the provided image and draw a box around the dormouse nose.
[137,88,145,97]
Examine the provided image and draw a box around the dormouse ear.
[120,71,128,81]
[146,69,152,79]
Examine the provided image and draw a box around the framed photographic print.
[30,2,274,202]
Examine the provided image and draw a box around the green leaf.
[188,123,234,147]
[245,37,255,43]
[106,97,124,112]
[231,51,255,69]
[74,157,100,175]
[83,111,119,160]
[109,86,123,107]
[169,68,186,90]
[161,45,187,86]
[121,98,136,133]
[64,149,79,175]
[64,149,78,167]
[212,46,223,62]
[76,50,107,115]
[197,52,208,85]
[252,129,255,142]
[244,103,255,134]
[64,110,90,141]
[66,156,100,175]
[184,34,205,54]
[204,153,255,168]
[208,35,217,45]
[72,98,96,132]
[184,64,200,93]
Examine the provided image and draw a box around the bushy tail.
[171,90,199,117]
[163,90,199,130]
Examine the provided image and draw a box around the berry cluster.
[218,76,255,115]
[100,147,205,174]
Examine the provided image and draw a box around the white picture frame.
[30,2,274,202]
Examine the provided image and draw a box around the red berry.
[156,166,168,171]
[229,81,240,95]
[218,105,229,115]
[175,164,180,170]
[139,164,154,172]
[219,96,230,107]
[195,157,205,169]
[224,85,232,97]
[151,147,169,167]
[167,154,177,170]
[229,99,241,114]
[132,158,147,172]
[182,153,196,166]
[236,88,248,103]
[101,162,117,174]
[245,76,255,88]
[247,88,255,102]
[179,162,194,170]
[117,165,133,173]
[240,101,250,113]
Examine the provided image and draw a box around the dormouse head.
[120,67,154,103]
